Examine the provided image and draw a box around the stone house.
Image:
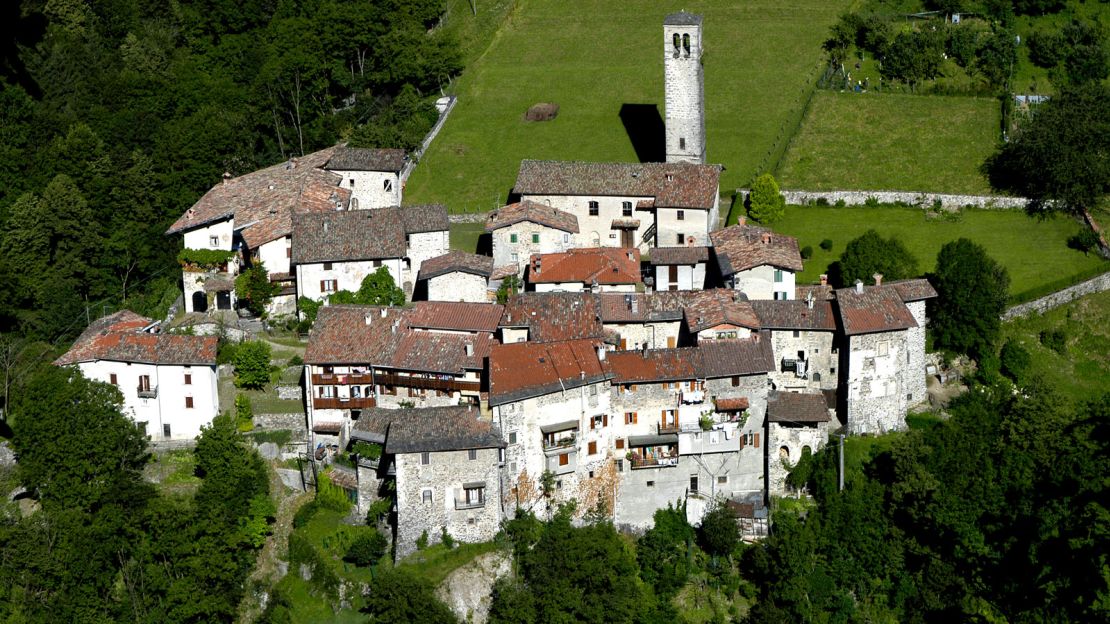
[710,221,803,301]
[605,338,774,528]
[597,291,695,351]
[323,147,405,209]
[485,200,579,272]
[765,391,832,495]
[489,339,614,515]
[888,278,938,408]
[167,146,352,317]
[650,246,709,291]
[348,406,504,559]
[683,289,762,342]
[398,204,451,292]
[55,310,219,441]
[527,248,641,293]
[750,297,839,394]
[417,251,494,303]
[512,159,722,252]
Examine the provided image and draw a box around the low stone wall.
[276,385,302,401]
[737,188,1029,210]
[448,212,489,224]
[1002,271,1110,320]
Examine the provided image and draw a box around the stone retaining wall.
[448,212,489,224]
[737,188,1029,210]
[1002,271,1110,320]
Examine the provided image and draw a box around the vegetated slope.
[777,92,1000,194]
[404,0,854,213]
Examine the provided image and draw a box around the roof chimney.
[364,312,373,325]
[222,171,231,184]
[641,343,648,357]
[854,279,864,294]
[872,273,883,286]
[323,221,329,235]
[630,297,639,314]
[596,345,606,361]
[391,319,399,334]
[761,232,771,244]
[627,251,634,261]
[806,291,815,310]
[380,308,388,318]
[290,157,298,169]
[819,274,828,287]
[738,216,746,226]
[465,342,474,357]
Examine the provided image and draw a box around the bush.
[820,238,833,251]
[800,245,814,260]
[216,340,238,365]
[293,500,320,529]
[344,530,388,566]
[1040,328,1067,354]
[1067,228,1101,255]
[416,529,429,550]
[366,498,391,526]
[999,340,1031,385]
[747,173,786,224]
[288,355,303,367]
[352,441,383,460]
[441,526,455,549]
[234,341,273,389]
[835,199,846,208]
[235,394,253,432]
[815,197,829,206]
[315,473,351,512]
[864,196,880,208]
[235,261,280,318]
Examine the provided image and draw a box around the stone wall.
[737,188,1029,211]
[1002,271,1110,320]
[904,300,929,407]
[844,331,910,434]
[766,420,829,495]
[767,329,837,393]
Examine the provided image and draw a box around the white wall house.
[650,246,708,291]
[486,201,580,272]
[323,147,406,209]
[418,251,494,303]
[710,222,803,301]
[55,311,219,441]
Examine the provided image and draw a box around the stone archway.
[191,291,208,313]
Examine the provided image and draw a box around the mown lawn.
[777,92,1001,195]
[772,205,1108,302]
[405,0,855,213]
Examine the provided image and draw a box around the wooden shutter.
[754,433,760,448]
[184,373,192,385]
[602,413,608,427]
[184,396,193,408]
[632,412,638,424]
[588,441,597,455]
[616,438,625,450]
[559,453,569,466]
[667,336,676,348]
[320,280,326,292]
[619,338,627,350]
[732,375,740,387]
[739,435,746,449]
[109,373,117,385]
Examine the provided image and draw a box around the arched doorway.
[191,291,208,313]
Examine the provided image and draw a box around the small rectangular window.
[511,252,519,263]
[510,233,518,244]
[209,235,219,247]
[792,330,800,338]
[622,201,632,217]
[718,475,728,484]
[323,262,333,270]
[616,438,625,450]
[421,452,430,465]
[184,396,194,408]
[676,233,685,245]
[624,412,637,425]
[774,269,784,283]
[588,201,599,216]
[422,489,432,503]
[679,137,686,150]
[184,373,192,385]
[646,480,655,488]
[468,449,477,461]
[384,179,393,192]
[677,210,685,221]
[508,431,518,445]
[563,233,570,243]
[109,373,118,385]
[588,441,597,455]
[532,233,540,244]
[286,247,291,258]
[163,424,171,438]
[349,178,356,187]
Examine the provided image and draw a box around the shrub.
[288,355,303,367]
[976,350,1003,386]
[366,498,391,526]
[1067,228,1101,255]
[315,473,351,512]
[999,340,1032,385]
[416,529,429,550]
[234,341,273,389]
[177,248,235,270]
[820,238,833,251]
[352,441,383,460]
[800,245,814,260]
[441,526,455,549]
[216,340,238,365]
[235,261,280,317]
[815,197,830,206]
[1040,328,1067,354]
[835,199,846,208]
[235,394,253,432]
[747,173,786,224]
[293,500,320,529]
[864,196,880,208]
[344,530,388,566]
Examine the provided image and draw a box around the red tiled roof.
[607,336,774,384]
[683,290,761,334]
[406,301,504,333]
[485,200,580,234]
[529,248,640,286]
[514,160,721,209]
[834,284,918,336]
[750,300,837,331]
[55,310,217,366]
[715,397,750,411]
[489,338,612,406]
[888,278,938,302]
[710,224,803,275]
[597,291,696,323]
[499,292,604,343]
[766,391,831,423]
[418,251,494,281]
[167,146,351,249]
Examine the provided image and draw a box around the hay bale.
[525,103,559,122]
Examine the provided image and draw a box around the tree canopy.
[929,237,1010,358]
[747,173,786,224]
[831,229,919,287]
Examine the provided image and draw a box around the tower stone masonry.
[664,11,706,164]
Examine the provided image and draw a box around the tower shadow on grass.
[619,104,665,164]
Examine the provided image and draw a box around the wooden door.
[621,229,634,248]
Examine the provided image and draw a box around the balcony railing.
[313,372,375,386]
[454,498,486,510]
[630,455,679,469]
[657,423,680,435]
[137,385,158,399]
[542,436,577,453]
[313,372,480,393]
[680,390,705,404]
[313,396,377,409]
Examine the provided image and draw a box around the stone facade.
[841,330,911,434]
[330,169,401,209]
[395,447,503,558]
[428,272,490,303]
[656,205,717,248]
[296,258,404,303]
[404,230,451,292]
[904,300,928,407]
[490,221,574,271]
[766,419,829,495]
[520,194,654,252]
[604,321,682,351]
[664,17,706,164]
[766,329,837,393]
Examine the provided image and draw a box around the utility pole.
[838,434,846,491]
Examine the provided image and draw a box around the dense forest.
[0,0,458,347]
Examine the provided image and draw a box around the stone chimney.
[630,297,639,315]
[222,171,231,184]
[738,216,746,226]
[819,274,828,286]
[465,342,474,357]
[364,312,373,325]
[596,345,606,361]
[854,279,864,294]
[872,273,883,286]
[380,308,388,318]
[806,291,815,310]
[641,343,648,357]
[761,232,771,244]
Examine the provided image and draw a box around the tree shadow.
[619,104,665,163]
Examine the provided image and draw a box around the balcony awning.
[313,421,342,434]
[540,419,579,434]
[629,433,678,447]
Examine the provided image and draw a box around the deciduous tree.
[930,238,1010,358]
[832,229,919,287]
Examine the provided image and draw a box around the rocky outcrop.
[435,550,512,624]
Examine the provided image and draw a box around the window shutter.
[320,280,325,291]
[732,375,740,387]
[754,433,760,448]
[632,412,638,424]
[588,441,597,455]
[602,413,608,427]
[109,373,117,385]
[739,435,746,449]
[616,438,625,449]
[184,396,193,408]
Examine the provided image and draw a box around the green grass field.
[405,0,855,213]
[777,92,1000,194]
[772,205,1108,302]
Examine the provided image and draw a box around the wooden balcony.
[312,396,377,409]
[657,423,680,435]
[312,372,480,393]
[137,385,158,399]
[630,455,679,469]
[312,373,375,386]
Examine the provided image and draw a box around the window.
[532,233,540,244]
[588,201,599,216]
[682,33,690,56]
[463,485,485,506]
[616,459,624,471]
[556,480,563,490]
[421,452,430,465]
[558,453,569,466]
[373,260,382,268]
[588,441,597,455]
[138,375,152,392]
[792,330,800,338]
[718,475,728,484]
[624,412,637,425]
[563,233,570,243]
[690,475,699,492]
[163,424,171,438]
[774,269,784,283]
[616,438,625,450]
[677,233,685,245]
[677,210,685,221]
[184,373,192,385]
[591,414,607,430]
[109,373,118,385]
[673,32,680,50]
[286,247,291,258]
[646,480,655,488]
[508,431,518,445]
[384,179,393,192]
[468,449,477,461]
[510,233,518,244]
[511,252,519,263]
[907,393,913,401]
[422,489,432,504]
[321,279,337,293]
[349,178,356,187]
[588,470,595,479]
[622,201,632,217]
[184,396,194,408]
[679,137,686,150]
[731,375,740,387]
[209,235,219,247]
[878,341,889,357]
[323,262,333,270]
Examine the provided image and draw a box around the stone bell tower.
[664,11,706,164]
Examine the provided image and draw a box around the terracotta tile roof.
[649,246,710,265]
[485,200,579,234]
[715,397,749,411]
[710,224,803,275]
[683,290,761,334]
[607,335,773,383]
[888,278,938,302]
[291,208,405,264]
[598,291,696,323]
[491,265,520,281]
[304,305,494,371]
[324,147,405,172]
[401,204,449,234]
[55,310,217,366]
[514,160,721,209]
[418,251,494,281]
[499,292,603,342]
[489,338,612,406]
[766,391,831,423]
[795,284,835,301]
[406,301,504,333]
[750,300,837,331]
[529,248,640,286]
[167,146,351,249]
[834,284,918,336]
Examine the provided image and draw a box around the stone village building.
[526,247,642,293]
[416,250,495,303]
[55,310,219,441]
[485,200,580,275]
[710,220,804,301]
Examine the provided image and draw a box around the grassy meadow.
[405,0,855,213]
[771,205,1108,303]
[777,92,1001,195]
